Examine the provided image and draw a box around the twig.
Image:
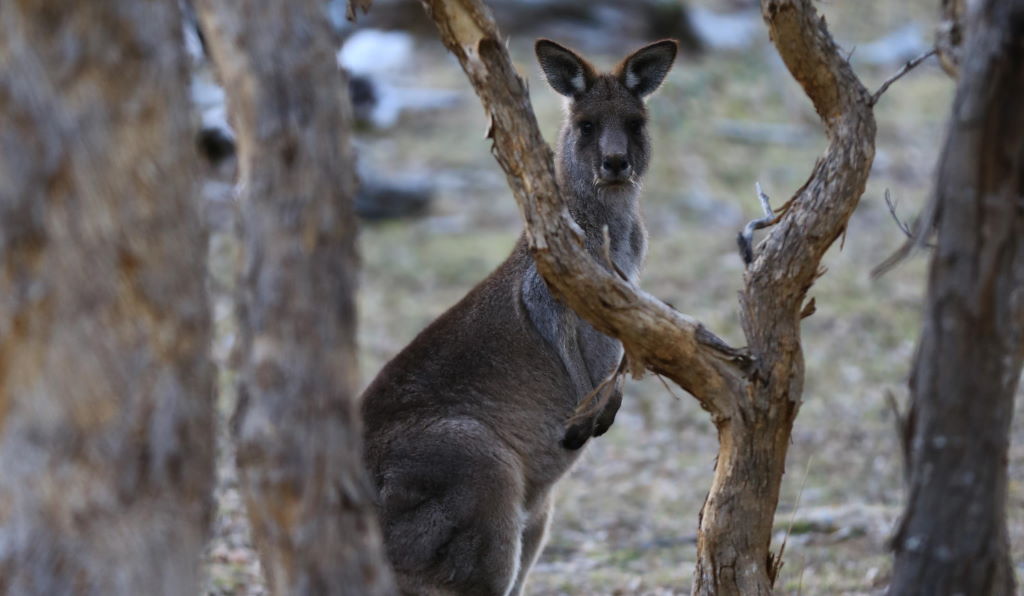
[737,182,777,265]
[886,389,913,479]
[568,355,628,424]
[884,189,914,239]
[799,297,816,319]
[602,224,630,282]
[872,189,937,278]
[772,455,814,584]
[654,372,684,402]
[870,48,938,106]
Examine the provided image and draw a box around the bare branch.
[884,188,915,239]
[772,456,814,583]
[872,189,937,278]
[737,182,778,265]
[743,0,876,308]
[693,2,877,591]
[870,48,938,105]
[569,356,627,424]
[653,371,685,402]
[800,296,816,319]
[602,224,631,282]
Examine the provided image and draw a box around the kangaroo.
[361,39,677,596]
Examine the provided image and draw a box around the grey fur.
[360,39,677,596]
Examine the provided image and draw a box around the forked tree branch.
[349,0,751,420]
[739,0,875,336]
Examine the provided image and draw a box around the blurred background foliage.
[203,1,1024,593]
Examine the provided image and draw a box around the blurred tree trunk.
[889,2,1024,595]
[195,1,396,594]
[936,0,966,77]
[0,2,214,595]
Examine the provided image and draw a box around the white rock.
[690,7,763,51]
[337,29,415,76]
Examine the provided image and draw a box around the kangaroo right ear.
[535,39,595,98]
[616,39,678,98]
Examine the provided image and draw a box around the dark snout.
[598,125,632,184]
[600,154,631,182]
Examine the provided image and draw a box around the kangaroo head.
[536,39,677,194]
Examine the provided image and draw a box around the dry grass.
[205,1,1024,594]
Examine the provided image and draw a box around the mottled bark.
[889,2,1024,594]
[0,2,214,595]
[351,0,874,594]
[690,2,875,593]
[195,1,396,594]
[936,0,966,78]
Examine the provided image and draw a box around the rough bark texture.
[888,2,1024,594]
[0,2,214,594]
[351,0,874,594]
[693,3,876,594]
[195,1,396,594]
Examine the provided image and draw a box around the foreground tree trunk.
[0,2,214,594]
[889,2,1024,594]
[351,0,874,594]
[936,0,966,77]
[195,1,396,594]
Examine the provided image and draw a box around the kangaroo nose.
[602,155,630,177]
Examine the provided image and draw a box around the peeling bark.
[0,2,214,594]
[889,2,1024,594]
[355,0,874,594]
[195,1,396,594]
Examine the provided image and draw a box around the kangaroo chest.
[521,206,646,404]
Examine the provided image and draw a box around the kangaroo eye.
[578,121,594,136]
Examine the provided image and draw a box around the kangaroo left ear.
[616,40,678,98]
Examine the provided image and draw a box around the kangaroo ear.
[616,39,678,98]
[535,39,595,98]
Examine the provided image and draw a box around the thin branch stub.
[870,48,938,106]
[737,182,777,265]
[872,189,937,278]
[884,189,914,239]
[602,224,630,282]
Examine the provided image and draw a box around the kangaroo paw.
[592,387,623,438]
[560,421,594,450]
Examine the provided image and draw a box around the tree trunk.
[691,407,796,594]
[936,0,966,78]
[195,1,396,594]
[889,2,1024,594]
[0,2,214,594]
[693,1,877,592]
